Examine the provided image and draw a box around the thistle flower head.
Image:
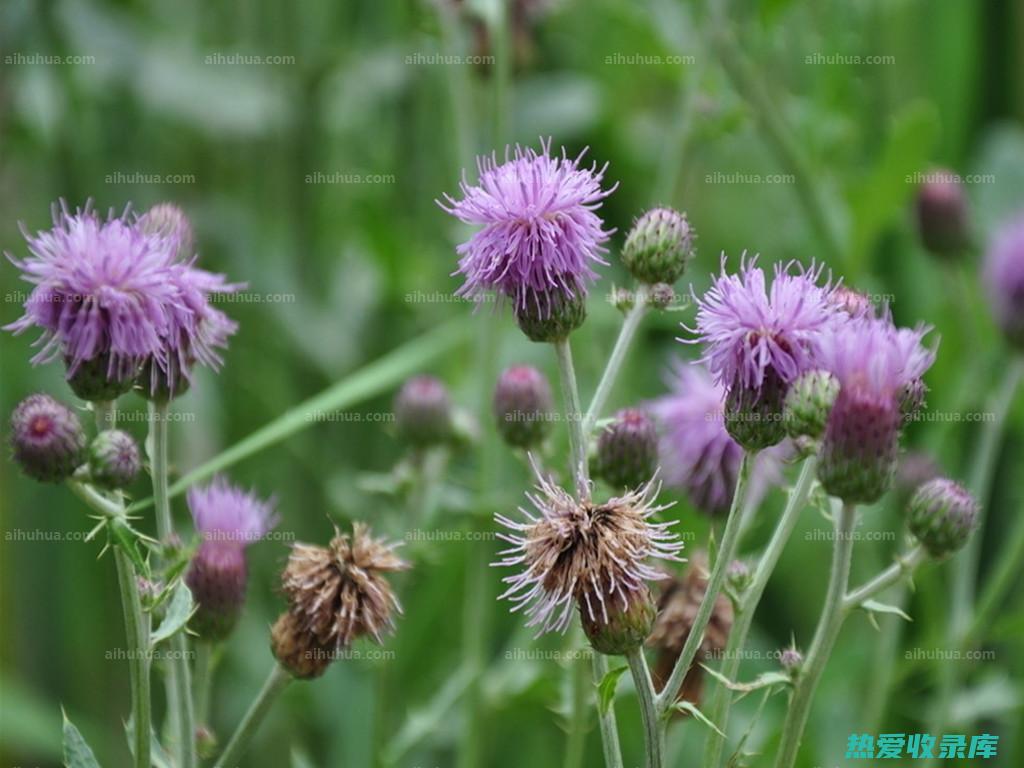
[439,138,615,309]
[908,478,979,558]
[281,523,410,651]
[88,429,141,489]
[648,363,786,517]
[494,459,684,640]
[185,477,277,640]
[4,202,184,392]
[493,364,554,448]
[983,212,1024,349]
[688,255,838,394]
[9,393,87,482]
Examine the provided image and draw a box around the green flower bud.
[784,369,839,441]
[907,478,978,558]
[622,208,695,284]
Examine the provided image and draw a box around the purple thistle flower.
[185,476,277,640]
[493,458,683,637]
[648,362,786,517]
[5,202,185,384]
[815,313,935,503]
[687,255,839,394]
[983,212,1024,349]
[438,138,616,310]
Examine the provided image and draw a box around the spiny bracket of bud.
[493,365,554,449]
[622,207,695,285]
[784,369,839,443]
[393,375,454,448]
[10,393,87,483]
[88,429,142,489]
[594,408,659,490]
[907,478,979,558]
[514,286,587,343]
[275,522,410,678]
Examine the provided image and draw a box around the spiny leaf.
[860,599,913,630]
[596,665,628,715]
[701,665,793,699]
[150,581,195,647]
[672,701,726,736]
[62,708,100,768]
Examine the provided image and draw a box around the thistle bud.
[725,559,752,595]
[595,408,659,490]
[647,282,677,309]
[725,370,788,451]
[783,369,839,441]
[65,352,139,402]
[779,646,803,674]
[271,612,333,679]
[907,478,978,558]
[88,430,141,489]
[514,287,586,343]
[493,365,554,448]
[915,169,968,257]
[581,583,657,655]
[10,394,87,482]
[393,376,453,448]
[622,208,695,285]
[139,202,194,259]
[818,388,900,504]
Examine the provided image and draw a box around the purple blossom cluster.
[5,201,242,398]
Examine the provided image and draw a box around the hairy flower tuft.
[493,459,684,640]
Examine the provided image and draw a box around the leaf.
[860,599,913,630]
[672,701,726,736]
[596,665,628,715]
[109,518,149,576]
[701,665,793,698]
[126,321,470,514]
[62,709,100,768]
[150,581,195,647]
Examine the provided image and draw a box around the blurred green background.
[2,0,1024,766]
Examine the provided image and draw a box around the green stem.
[627,648,663,768]
[842,547,927,611]
[591,653,625,768]
[703,455,817,768]
[212,664,291,768]
[553,338,589,496]
[149,402,196,768]
[115,544,151,768]
[562,650,587,768]
[583,295,648,437]
[194,641,214,726]
[773,502,857,768]
[656,453,752,716]
[94,400,116,430]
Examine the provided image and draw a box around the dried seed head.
[494,459,684,645]
[281,523,410,653]
[649,551,734,706]
[270,611,334,679]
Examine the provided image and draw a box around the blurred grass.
[1,1,1023,767]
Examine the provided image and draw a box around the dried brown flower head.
[495,459,684,651]
[270,611,333,679]
[649,551,734,706]
[280,522,410,653]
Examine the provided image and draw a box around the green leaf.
[860,599,913,630]
[126,320,470,514]
[62,709,100,768]
[596,665,628,715]
[150,581,195,647]
[672,701,726,736]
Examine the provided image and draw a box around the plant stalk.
[583,295,648,437]
[627,647,664,768]
[212,664,291,768]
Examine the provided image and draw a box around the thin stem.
[703,455,817,768]
[656,453,752,715]
[94,400,115,430]
[591,653,625,768]
[773,502,857,768]
[583,296,648,437]
[149,402,196,768]
[552,338,589,495]
[627,648,663,768]
[212,664,291,768]
[194,641,214,726]
[115,544,151,768]
[562,649,587,768]
[842,547,927,611]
